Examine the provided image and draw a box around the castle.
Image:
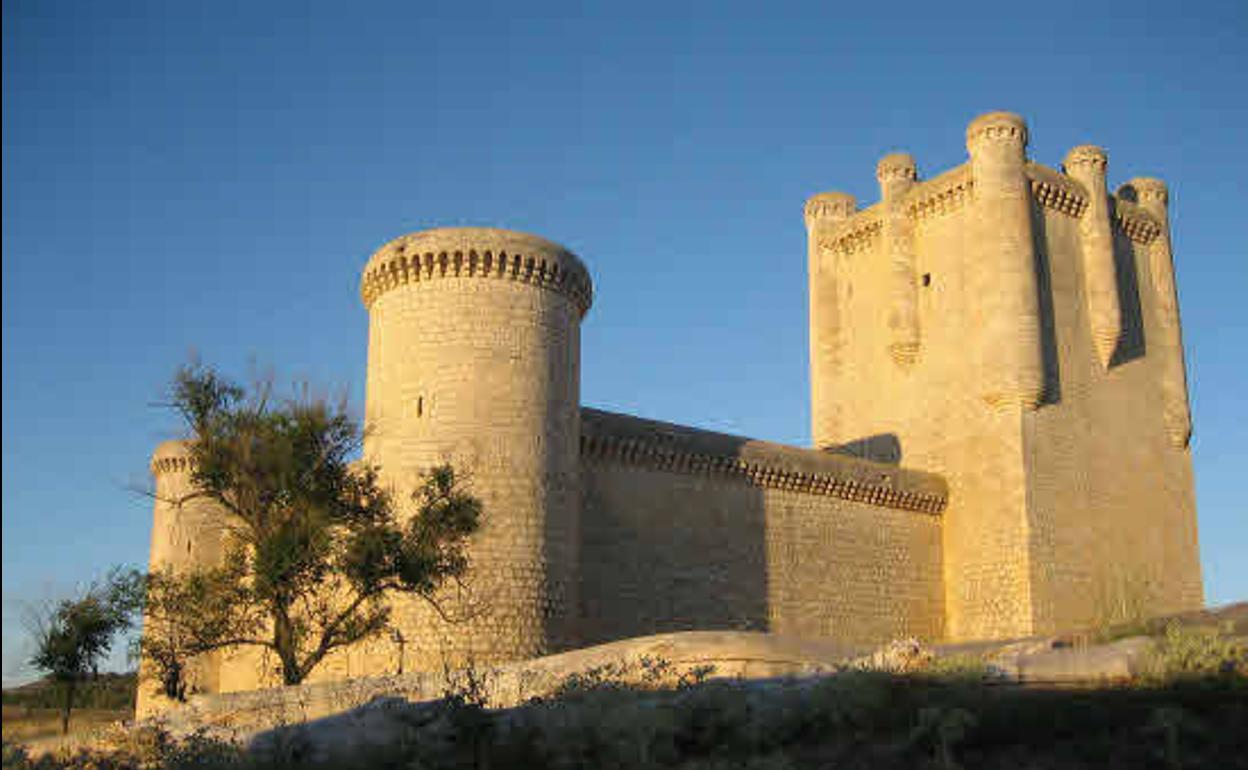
[139,112,1203,711]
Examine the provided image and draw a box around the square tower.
[805,112,1203,641]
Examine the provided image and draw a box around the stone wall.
[807,156,1038,642]
[1022,187,1203,631]
[578,409,946,647]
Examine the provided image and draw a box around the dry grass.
[2,706,129,747]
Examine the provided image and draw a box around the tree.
[28,568,144,734]
[141,364,482,691]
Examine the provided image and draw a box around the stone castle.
[140,111,1203,710]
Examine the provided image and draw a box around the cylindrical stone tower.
[359,227,593,671]
[136,440,224,717]
[965,111,1045,410]
[1063,145,1121,369]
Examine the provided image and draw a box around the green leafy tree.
[141,364,482,691]
[28,568,144,734]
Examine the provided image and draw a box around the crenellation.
[904,165,974,223]
[360,229,593,315]
[965,111,1029,148]
[817,215,883,256]
[803,191,857,226]
[580,408,947,514]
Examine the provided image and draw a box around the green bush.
[923,654,1000,682]
[1140,622,1248,683]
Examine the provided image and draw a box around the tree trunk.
[60,678,75,736]
[273,606,302,686]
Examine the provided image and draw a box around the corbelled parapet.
[150,438,193,477]
[965,111,1044,410]
[581,408,947,514]
[1063,145,1122,369]
[877,153,920,366]
[1119,178,1191,447]
[360,227,593,317]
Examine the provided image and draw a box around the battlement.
[150,439,193,476]
[359,227,593,315]
[581,408,947,514]
[804,162,1164,251]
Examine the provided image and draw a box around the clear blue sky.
[3,0,1245,685]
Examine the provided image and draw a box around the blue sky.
[3,0,1245,685]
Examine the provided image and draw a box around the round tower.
[136,440,224,717]
[359,227,593,671]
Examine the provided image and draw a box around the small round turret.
[803,192,857,230]
[876,153,918,200]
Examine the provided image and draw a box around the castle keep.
[140,112,1203,708]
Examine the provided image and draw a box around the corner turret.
[965,111,1044,410]
[877,153,920,366]
[1063,145,1121,369]
[1119,177,1191,447]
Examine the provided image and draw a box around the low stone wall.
[152,631,866,741]
[148,625,1211,748]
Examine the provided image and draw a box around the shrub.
[924,654,1001,682]
[1140,621,1248,683]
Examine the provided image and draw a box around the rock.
[1016,636,1154,682]
[849,638,933,673]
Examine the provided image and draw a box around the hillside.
[1,672,135,713]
